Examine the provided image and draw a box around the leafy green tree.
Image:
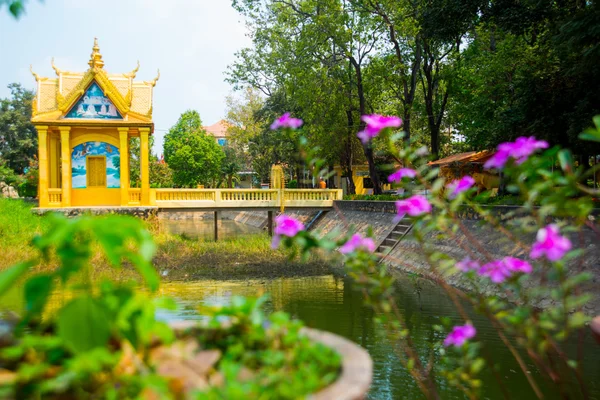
[219,146,242,188]
[0,84,37,174]
[149,160,174,188]
[163,111,224,187]
[1,0,25,17]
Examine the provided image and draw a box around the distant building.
[203,119,256,188]
[203,120,231,146]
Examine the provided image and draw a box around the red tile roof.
[203,120,232,138]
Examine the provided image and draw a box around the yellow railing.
[128,188,142,204]
[284,189,340,201]
[154,189,216,202]
[220,190,278,202]
[150,188,341,209]
[48,188,62,206]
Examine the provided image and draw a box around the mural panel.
[72,142,120,189]
[65,82,123,119]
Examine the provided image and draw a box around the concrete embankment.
[309,201,600,316]
[156,202,600,315]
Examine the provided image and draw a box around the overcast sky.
[0,0,251,154]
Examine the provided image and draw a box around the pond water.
[159,218,263,239]
[157,274,600,400]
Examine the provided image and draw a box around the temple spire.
[88,38,104,69]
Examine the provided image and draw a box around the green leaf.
[127,253,159,292]
[557,150,573,173]
[24,274,53,317]
[0,261,33,297]
[57,296,111,354]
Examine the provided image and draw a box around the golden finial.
[51,58,62,75]
[124,60,140,78]
[30,65,40,82]
[146,69,160,87]
[88,37,104,69]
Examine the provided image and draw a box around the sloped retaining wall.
[314,201,600,316]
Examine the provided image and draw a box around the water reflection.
[159,275,600,400]
[159,219,263,239]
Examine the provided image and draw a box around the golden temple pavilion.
[30,38,159,208]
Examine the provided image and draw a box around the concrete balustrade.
[128,188,142,204]
[48,188,63,206]
[145,188,342,209]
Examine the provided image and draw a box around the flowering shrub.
[271,113,600,399]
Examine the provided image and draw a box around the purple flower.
[395,195,432,220]
[478,257,532,283]
[503,257,533,273]
[444,324,476,347]
[530,224,572,262]
[270,113,303,130]
[357,114,402,144]
[484,136,549,169]
[456,257,480,272]
[339,234,376,254]
[388,168,417,183]
[447,176,476,199]
[479,260,512,283]
[271,215,304,249]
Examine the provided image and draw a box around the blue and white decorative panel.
[71,142,120,189]
[65,82,123,119]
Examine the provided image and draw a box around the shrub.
[273,114,600,399]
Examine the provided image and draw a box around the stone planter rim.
[169,320,372,399]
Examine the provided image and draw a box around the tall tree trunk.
[350,56,382,194]
[345,110,357,195]
[421,40,450,160]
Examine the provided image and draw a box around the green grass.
[0,198,328,279]
[0,199,49,269]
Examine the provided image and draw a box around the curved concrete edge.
[305,328,373,400]
[168,321,373,399]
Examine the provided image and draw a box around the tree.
[1,0,25,17]
[0,83,37,174]
[219,146,241,188]
[163,111,225,187]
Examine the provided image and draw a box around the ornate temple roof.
[30,38,159,128]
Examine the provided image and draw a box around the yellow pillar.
[59,127,72,207]
[118,128,130,206]
[49,134,60,188]
[140,128,150,205]
[36,126,49,208]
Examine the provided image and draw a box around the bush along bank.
[271,113,600,399]
[0,213,343,399]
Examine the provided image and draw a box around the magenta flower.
[388,168,417,183]
[456,257,480,272]
[530,224,572,262]
[479,257,532,283]
[357,114,402,144]
[395,195,432,220]
[270,113,303,130]
[484,136,549,169]
[271,214,304,249]
[503,257,533,273]
[447,176,476,199]
[444,324,476,347]
[339,233,376,254]
[479,260,512,283]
